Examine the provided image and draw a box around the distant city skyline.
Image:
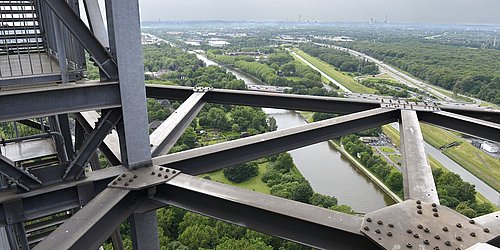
[137,0,500,25]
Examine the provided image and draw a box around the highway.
[287,49,351,93]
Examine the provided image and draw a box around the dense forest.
[339,41,500,104]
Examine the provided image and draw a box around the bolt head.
[433,213,439,217]
[366,217,372,222]
[413,233,420,238]
[377,220,383,225]
[417,205,422,209]
[416,200,421,204]
[417,210,422,214]
[124,183,129,186]
[445,241,451,246]
[112,181,117,185]
[159,167,164,171]
[406,243,412,248]
[469,219,475,224]
[484,228,489,233]
[432,207,438,212]
[456,236,462,241]
[431,203,437,207]
[443,227,448,232]
[388,223,394,228]
[133,175,138,178]
[117,177,122,181]
[151,172,155,175]
[435,235,440,239]
[158,173,162,177]
[456,223,462,228]
[387,232,392,236]
[470,232,476,237]
[363,226,369,231]
[122,174,127,177]
[375,229,380,234]
[407,229,412,234]
[423,239,429,245]
[424,228,430,233]
[128,179,133,182]
[417,224,423,229]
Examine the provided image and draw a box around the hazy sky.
[137,0,500,24]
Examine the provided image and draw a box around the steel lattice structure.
[0,0,499,249]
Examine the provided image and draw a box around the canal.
[195,52,395,213]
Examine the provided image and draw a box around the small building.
[481,142,500,153]
[208,41,230,47]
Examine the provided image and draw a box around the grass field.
[292,49,376,94]
[200,163,271,194]
[385,123,500,192]
[380,146,395,153]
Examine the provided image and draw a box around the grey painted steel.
[40,0,118,79]
[440,106,500,124]
[48,116,69,163]
[146,84,381,114]
[0,72,82,87]
[0,166,126,227]
[76,111,122,165]
[14,223,29,250]
[399,110,439,204]
[57,114,74,158]
[32,188,143,250]
[473,211,500,236]
[83,0,109,47]
[106,1,158,249]
[418,110,500,143]
[150,91,206,157]
[154,174,375,249]
[153,108,399,175]
[0,154,42,191]
[107,0,151,167]
[129,211,161,250]
[0,82,121,123]
[65,109,122,180]
[52,16,69,84]
[0,139,56,162]
[362,200,496,249]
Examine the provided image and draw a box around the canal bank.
[195,51,395,212]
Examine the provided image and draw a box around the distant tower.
[494,36,497,47]
[299,14,303,22]
[384,14,388,24]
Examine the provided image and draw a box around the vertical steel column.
[106,1,159,249]
[399,110,439,204]
[14,223,29,250]
[83,0,109,47]
[48,116,69,163]
[52,14,69,83]
[57,114,74,158]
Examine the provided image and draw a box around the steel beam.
[150,91,206,157]
[0,166,126,227]
[399,110,439,204]
[154,174,375,249]
[32,188,144,250]
[40,0,118,79]
[75,111,122,166]
[0,155,42,191]
[418,110,500,143]
[153,108,399,175]
[16,120,50,132]
[440,106,500,124]
[146,84,381,114]
[64,109,122,180]
[106,1,158,249]
[0,82,121,123]
[83,0,109,47]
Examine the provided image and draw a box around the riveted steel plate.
[108,166,180,190]
[361,200,497,250]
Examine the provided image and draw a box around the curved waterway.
[195,52,394,212]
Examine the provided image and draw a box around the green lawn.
[380,146,395,154]
[200,163,271,194]
[386,123,500,192]
[420,123,458,148]
[420,124,500,191]
[292,49,376,94]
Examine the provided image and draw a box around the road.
[288,49,351,93]
[390,123,499,206]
